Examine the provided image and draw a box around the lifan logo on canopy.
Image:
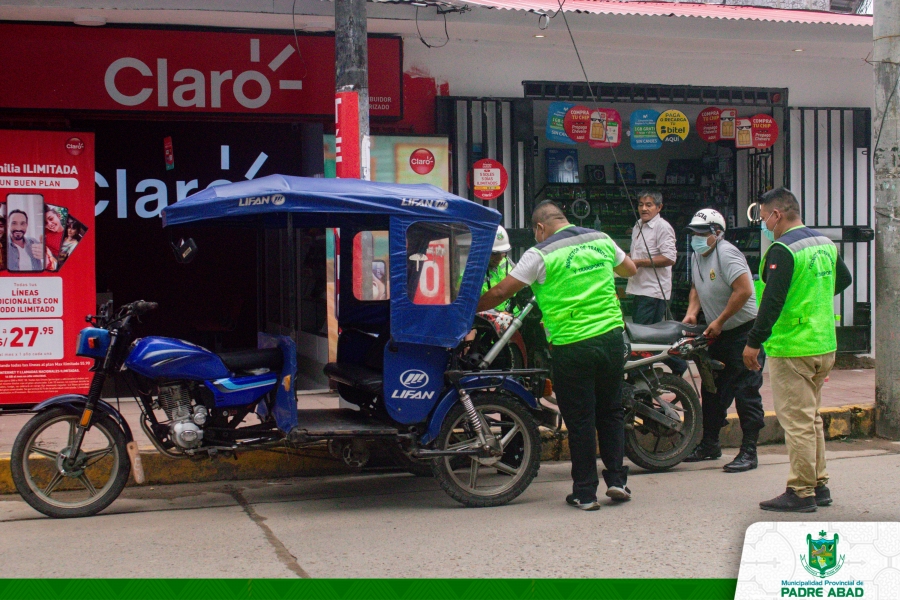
[104,39,303,110]
[400,198,448,210]
[237,194,285,207]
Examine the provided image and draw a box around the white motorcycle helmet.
[686,208,727,235]
[493,225,512,253]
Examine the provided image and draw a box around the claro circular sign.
[65,137,85,156]
[409,148,436,175]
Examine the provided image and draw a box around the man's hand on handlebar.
[682,314,698,326]
[703,319,723,339]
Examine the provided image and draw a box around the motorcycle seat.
[218,347,284,373]
[324,362,383,396]
[624,321,706,345]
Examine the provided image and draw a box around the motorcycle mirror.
[171,238,198,264]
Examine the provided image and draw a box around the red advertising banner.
[472,159,508,201]
[412,241,449,305]
[697,107,722,142]
[0,23,403,119]
[586,108,622,149]
[0,130,96,406]
[751,114,779,149]
[335,91,361,179]
[563,106,592,143]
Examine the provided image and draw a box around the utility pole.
[874,0,900,439]
[334,0,370,180]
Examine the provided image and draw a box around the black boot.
[815,484,833,507]
[683,441,722,462]
[723,445,758,473]
[760,488,817,513]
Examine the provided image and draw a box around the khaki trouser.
[768,352,836,498]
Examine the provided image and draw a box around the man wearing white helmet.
[682,208,766,473]
[482,225,516,313]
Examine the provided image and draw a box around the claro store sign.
[0,24,402,118]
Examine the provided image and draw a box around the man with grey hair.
[626,190,685,375]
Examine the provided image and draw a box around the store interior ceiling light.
[793,48,804,52]
[73,16,107,26]
[534,34,545,37]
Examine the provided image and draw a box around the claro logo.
[103,39,303,110]
[65,137,85,156]
[409,148,435,175]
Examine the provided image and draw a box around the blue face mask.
[761,214,776,242]
[690,236,711,255]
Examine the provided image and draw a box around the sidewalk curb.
[541,402,876,462]
[0,403,877,496]
[0,445,353,496]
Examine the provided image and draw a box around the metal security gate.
[789,107,874,353]
[436,97,534,229]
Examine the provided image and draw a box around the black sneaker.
[566,494,600,511]
[605,486,632,502]
[759,488,817,513]
[723,448,758,473]
[815,484,833,507]
[683,443,722,463]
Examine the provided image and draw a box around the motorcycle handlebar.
[130,301,158,316]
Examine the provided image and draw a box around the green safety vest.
[482,256,515,312]
[531,225,623,345]
[759,225,838,358]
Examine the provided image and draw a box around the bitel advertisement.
[0,130,95,406]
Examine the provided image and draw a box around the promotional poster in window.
[0,130,96,405]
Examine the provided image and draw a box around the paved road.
[1,439,898,579]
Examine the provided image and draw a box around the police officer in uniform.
[681,209,766,472]
[478,202,637,511]
[743,188,852,512]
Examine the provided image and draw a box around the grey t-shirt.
[691,239,757,330]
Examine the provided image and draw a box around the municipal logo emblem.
[709,269,716,281]
[497,231,505,241]
[801,530,844,578]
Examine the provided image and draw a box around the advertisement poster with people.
[0,130,95,406]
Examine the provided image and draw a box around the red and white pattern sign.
[472,159,508,201]
[751,114,779,149]
[697,107,722,142]
[0,23,403,118]
[563,106,592,143]
[412,241,450,305]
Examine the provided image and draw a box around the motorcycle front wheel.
[432,394,541,507]
[624,373,702,471]
[11,407,131,518]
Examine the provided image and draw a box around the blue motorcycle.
[11,176,553,518]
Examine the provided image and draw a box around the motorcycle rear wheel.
[431,394,541,507]
[624,373,702,472]
[11,407,131,518]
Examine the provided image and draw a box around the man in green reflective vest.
[483,226,516,313]
[743,188,852,513]
[478,202,637,511]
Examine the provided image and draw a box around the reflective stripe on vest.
[759,226,838,357]
[531,225,623,345]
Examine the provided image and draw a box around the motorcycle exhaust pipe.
[479,300,536,369]
[126,441,146,485]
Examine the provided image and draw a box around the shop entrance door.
[788,107,874,353]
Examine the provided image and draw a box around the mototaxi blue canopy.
[161,175,503,348]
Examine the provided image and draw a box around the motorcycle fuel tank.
[125,337,231,381]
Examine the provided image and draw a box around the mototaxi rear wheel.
[431,393,541,507]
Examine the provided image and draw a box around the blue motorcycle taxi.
[10,176,554,518]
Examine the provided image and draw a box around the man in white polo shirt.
[626,190,685,376]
